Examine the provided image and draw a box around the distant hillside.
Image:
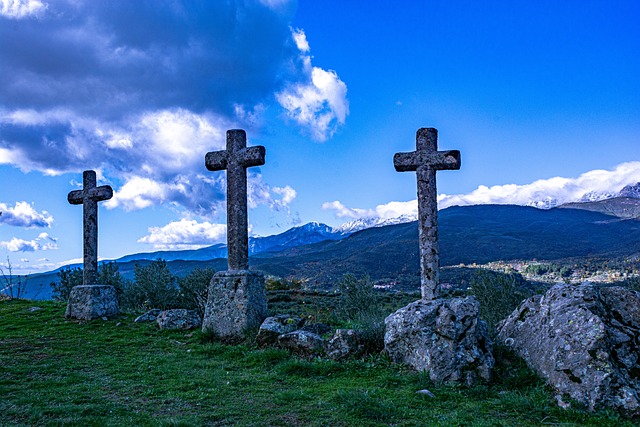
[17,204,640,298]
[558,197,640,219]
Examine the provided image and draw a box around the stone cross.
[68,170,113,286]
[205,129,265,271]
[394,128,460,300]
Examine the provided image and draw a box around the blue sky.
[1,0,639,274]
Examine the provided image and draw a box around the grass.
[0,299,635,426]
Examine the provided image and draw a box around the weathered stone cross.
[394,128,461,300]
[205,129,265,271]
[68,170,113,286]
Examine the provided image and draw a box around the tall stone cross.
[394,128,461,300]
[68,170,113,286]
[205,129,265,271]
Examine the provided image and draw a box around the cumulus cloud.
[0,232,58,252]
[0,0,46,19]
[0,201,53,227]
[0,1,347,216]
[277,29,349,141]
[324,162,640,222]
[138,219,227,250]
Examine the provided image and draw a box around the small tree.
[0,258,28,300]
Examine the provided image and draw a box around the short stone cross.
[205,129,265,270]
[68,170,113,285]
[394,128,460,300]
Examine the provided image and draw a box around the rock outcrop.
[278,330,325,355]
[326,329,365,360]
[256,315,305,346]
[384,297,493,385]
[497,283,640,415]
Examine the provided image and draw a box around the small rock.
[256,315,305,346]
[101,317,108,321]
[326,329,365,360]
[156,309,202,330]
[301,322,332,335]
[29,306,42,312]
[278,330,325,355]
[416,389,436,398]
[556,395,571,409]
[134,309,162,323]
[115,322,122,327]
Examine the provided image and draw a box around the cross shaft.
[393,128,461,300]
[205,129,265,270]
[68,170,113,285]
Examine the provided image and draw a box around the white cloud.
[0,201,53,228]
[0,0,46,19]
[273,185,297,205]
[0,233,58,252]
[277,28,349,141]
[438,161,640,209]
[138,219,227,250]
[324,162,640,222]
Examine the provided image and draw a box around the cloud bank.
[323,161,640,223]
[0,0,348,224]
[138,219,227,250]
[0,232,58,252]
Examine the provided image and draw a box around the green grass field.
[0,299,634,426]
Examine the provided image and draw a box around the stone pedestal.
[202,270,268,340]
[65,285,119,320]
[384,297,494,386]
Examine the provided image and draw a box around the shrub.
[123,260,180,310]
[177,267,215,316]
[335,274,386,354]
[52,262,128,302]
[0,258,28,300]
[265,276,304,291]
[470,271,533,333]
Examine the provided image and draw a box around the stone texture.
[497,283,640,414]
[156,309,202,330]
[67,170,113,286]
[202,270,268,340]
[326,329,365,360]
[394,128,460,301]
[384,297,493,385]
[134,309,162,323]
[256,315,305,346]
[278,330,325,355]
[205,130,265,271]
[65,285,119,320]
[301,322,332,335]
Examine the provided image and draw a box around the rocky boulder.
[156,309,202,330]
[256,315,305,346]
[278,330,325,355]
[497,283,640,415]
[384,297,494,385]
[326,329,365,360]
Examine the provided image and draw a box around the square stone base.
[202,270,268,340]
[65,285,120,320]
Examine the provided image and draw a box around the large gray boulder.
[65,285,119,320]
[156,309,202,330]
[497,283,640,415]
[384,297,493,385]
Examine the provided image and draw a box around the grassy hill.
[0,299,634,426]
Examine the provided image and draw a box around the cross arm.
[432,150,461,170]
[238,146,266,168]
[393,152,419,172]
[68,190,84,205]
[205,150,229,171]
[89,186,114,202]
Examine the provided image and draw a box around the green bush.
[177,267,214,316]
[335,274,386,354]
[265,276,304,291]
[123,260,180,310]
[470,271,533,333]
[52,262,128,302]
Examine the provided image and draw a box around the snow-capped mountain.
[618,182,640,199]
[335,213,417,234]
